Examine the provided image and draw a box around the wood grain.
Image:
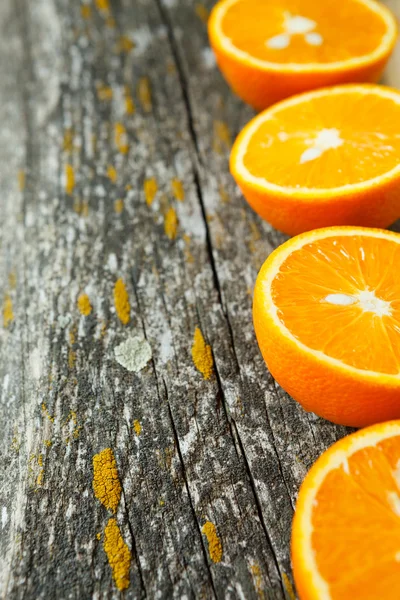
[0,1,399,598]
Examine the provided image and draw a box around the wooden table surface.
[1,1,399,598]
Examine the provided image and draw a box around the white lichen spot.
[201,47,216,69]
[107,253,118,273]
[57,314,71,329]
[388,491,400,516]
[115,336,152,372]
[1,506,8,529]
[131,26,152,55]
[159,329,173,364]
[30,347,43,380]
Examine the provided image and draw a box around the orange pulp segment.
[292,421,400,600]
[253,227,400,426]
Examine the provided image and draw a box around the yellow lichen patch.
[213,120,232,154]
[219,184,230,204]
[81,4,92,19]
[125,92,136,115]
[18,170,25,192]
[164,207,178,240]
[114,123,129,154]
[282,573,296,600]
[137,77,152,113]
[171,178,185,202]
[11,433,21,453]
[144,177,157,206]
[107,165,117,183]
[95,0,110,15]
[114,279,130,325]
[65,164,75,195]
[117,36,135,53]
[166,60,176,75]
[78,293,92,316]
[195,3,209,23]
[104,518,131,591]
[42,403,55,423]
[159,498,165,506]
[68,349,77,369]
[44,439,52,448]
[69,327,77,369]
[64,409,82,440]
[37,469,44,486]
[183,234,194,264]
[114,199,124,214]
[250,563,265,598]
[97,84,113,102]
[63,129,74,153]
[93,448,122,513]
[81,202,89,217]
[96,532,102,540]
[191,327,213,380]
[202,521,222,563]
[249,221,261,242]
[8,272,16,289]
[133,420,142,436]
[3,294,14,328]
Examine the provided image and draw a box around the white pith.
[324,289,392,317]
[300,128,343,164]
[266,13,324,50]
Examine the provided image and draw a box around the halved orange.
[208,0,398,110]
[292,421,400,599]
[231,84,400,236]
[253,226,400,427]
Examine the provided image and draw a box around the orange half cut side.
[209,0,398,109]
[292,421,400,600]
[253,226,400,427]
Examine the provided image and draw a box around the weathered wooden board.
[0,1,399,598]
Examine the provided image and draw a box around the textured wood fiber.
[0,1,399,598]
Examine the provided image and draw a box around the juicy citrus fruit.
[231,84,400,236]
[292,421,400,599]
[208,0,397,110]
[253,226,400,427]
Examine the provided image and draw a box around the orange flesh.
[271,234,400,374]
[242,91,400,188]
[221,0,388,64]
[312,435,400,599]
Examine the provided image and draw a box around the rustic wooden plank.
[0,0,399,599]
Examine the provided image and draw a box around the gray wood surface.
[0,1,399,598]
